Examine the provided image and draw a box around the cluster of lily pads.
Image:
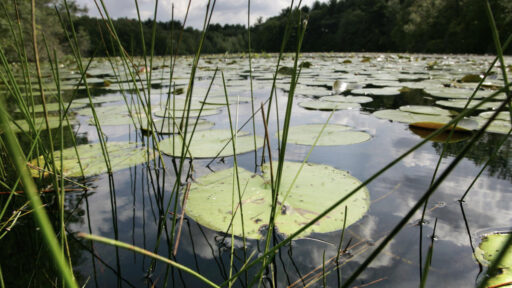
[7,53,511,242]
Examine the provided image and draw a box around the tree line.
[1,0,511,61]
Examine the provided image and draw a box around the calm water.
[2,53,511,287]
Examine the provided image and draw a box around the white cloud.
[76,0,324,29]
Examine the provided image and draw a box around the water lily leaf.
[399,105,452,116]
[471,117,512,134]
[158,129,263,158]
[200,95,252,105]
[74,95,124,104]
[277,124,371,146]
[436,99,502,110]
[30,142,153,177]
[479,111,511,122]
[321,95,373,104]
[476,233,512,268]
[409,118,478,132]
[475,233,512,288]
[351,88,401,96]
[77,105,129,116]
[138,119,214,134]
[186,161,370,239]
[89,114,137,126]
[9,116,76,133]
[16,102,85,113]
[373,109,452,124]
[298,100,361,111]
[154,108,221,118]
[408,126,471,143]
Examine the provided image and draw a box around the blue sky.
[75,0,323,29]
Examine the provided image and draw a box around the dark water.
[1,54,511,288]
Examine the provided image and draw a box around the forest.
[1,0,511,60]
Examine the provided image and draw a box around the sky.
[75,0,323,29]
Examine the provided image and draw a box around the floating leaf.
[399,105,452,116]
[158,130,263,158]
[436,99,502,110]
[321,95,373,104]
[138,119,214,134]
[408,126,471,143]
[277,124,371,146]
[351,88,401,96]
[74,95,124,104]
[471,117,512,134]
[475,233,512,288]
[153,108,220,118]
[16,102,85,113]
[409,118,478,132]
[373,109,452,124]
[479,111,511,122]
[186,161,370,239]
[30,142,153,177]
[298,100,361,111]
[9,116,76,133]
[200,95,252,105]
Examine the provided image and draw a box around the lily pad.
[321,95,373,104]
[9,116,76,133]
[471,117,512,134]
[399,105,452,116]
[74,95,124,104]
[351,88,401,96]
[158,130,263,158]
[436,99,502,110]
[186,161,370,239]
[479,111,511,122]
[373,109,452,124]
[277,124,371,146]
[298,100,361,111]
[30,142,153,177]
[408,126,471,143]
[200,95,252,105]
[475,233,512,288]
[16,102,85,113]
[153,108,220,118]
[138,119,214,134]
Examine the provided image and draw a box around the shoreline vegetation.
[1,0,511,62]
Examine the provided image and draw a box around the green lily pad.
[158,129,263,158]
[373,109,452,124]
[399,105,452,116]
[9,116,76,133]
[277,124,371,146]
[351,88,401,96]
[475,233,512,288]
[89,114,137,126]
[479,111,511,121]
[436,99,502,110]
[16,102,85,113]
[186,161,370,239]
[138,119,214,134]
[321,95,373,104]
[476,233,512,268]
[153,108,221,118]
[298,101,361,111]
[74,95,124,104]
[29,142,153,177]
[424,87,484,99]
[471,117,512,134]
[77,105,129,116]
[200,95,252,105]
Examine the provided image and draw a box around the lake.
[2,52,511,287]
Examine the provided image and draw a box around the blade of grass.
[77,232,220,288]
